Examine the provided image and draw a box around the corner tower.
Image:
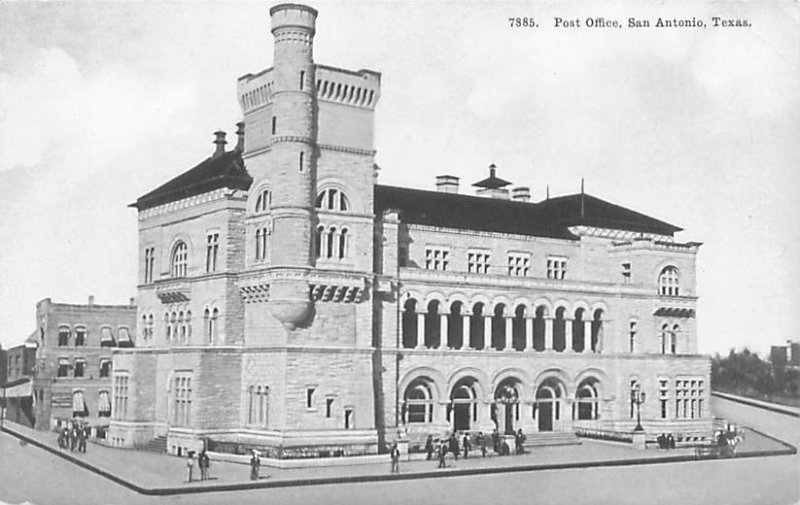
[266,4,318,328]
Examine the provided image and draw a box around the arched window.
[404,379,434,424]
[339,228,348,259]
[575,379,600,420]
[661,323,669,354]
[402,299,418,349]
[204,308,211,343]
[255,188,272,214]
[326,227,336,258]
[315,225,324,258]
[315,188,349,211]
[659,266,680,296]
[171,241,188,278]
[210,308,219,344]
[255,226,269,261]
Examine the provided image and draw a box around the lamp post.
[630,383,646,432]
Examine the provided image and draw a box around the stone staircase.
[524,431,582,448]
[140,435,167,453]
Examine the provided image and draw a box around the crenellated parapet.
[315,65,380,110]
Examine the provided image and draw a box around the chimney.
[213,130,227,157]
[235,122,245,153]
[512,186,531,202]
[88,295,95,306]
[435,175,460,194]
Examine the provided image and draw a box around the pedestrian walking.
[425,435,434,461]
[390,442,400,473]
[250,451,261,481]
[77,425,86,453]
[437,440,447,468]
[477,432,487,457]
[516,428,526,455]
[69,424,77,452]
[462,433,471,459]
[491,428,500,454]
[199,449,210,481]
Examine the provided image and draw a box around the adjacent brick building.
[109,3,711,457]
[32,297,137,433]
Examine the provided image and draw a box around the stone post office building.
[109,3,711,457]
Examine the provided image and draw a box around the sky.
[0,1,797,356]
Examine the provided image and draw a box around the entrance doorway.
[450,379,479,432]
[535,377,564,432]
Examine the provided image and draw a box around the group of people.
[656,433,676,449]
[420,428,527,469]
[57,421,90,453]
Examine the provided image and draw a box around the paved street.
[0,395,797,505]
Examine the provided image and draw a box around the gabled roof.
[375,185,681,239]
[131,151,252,211]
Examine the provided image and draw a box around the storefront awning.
[1,378,32,398]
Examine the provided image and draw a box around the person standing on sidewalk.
[477,432,487,457]
[425,435,434,461]
[449,433,459,461]
[462,433,471,459]
[390,442,400,473]
[437,440,447,468]
[186,455,194,483]
[250,451,261,481]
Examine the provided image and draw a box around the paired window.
[205,233,220,273]
[255,226,270,261]
[171,241,188,278]
[255,189,272,214]
[659,266,680,296]
[203,308,219,344]
[675,379,703,419]
[425,247,449,271]
[660,324,679,354]
[165,310,192,345]
[315,188,349,212]
[113,375,129,420]
[629,321,637,353]
[140,313,154,346]
[467,250,491,274]
[507,253,530,277]
[547,257,567,280]
[173,374,193,426]
[144,247,155,284]
[247,385,269,427]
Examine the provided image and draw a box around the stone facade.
[108,3,711,457]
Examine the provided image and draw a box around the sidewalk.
[711,391,800,418]
[1,420,794,496]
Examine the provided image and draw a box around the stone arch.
[398,366,446,402]
[590,301,610,315]
[489,295,513,314]
[446,292,470,313]
[402,290,424,303]
[532,298,553,316]
[573,367,611,399]
[511,297,532,315]
[469,293,491,308]
[552,299,571,314]
[423,291,448,309]
[250,180,273,214]
[572,300,591,313]
[491,366,533,393]
[447,366,490,401]
[532,367,573,394]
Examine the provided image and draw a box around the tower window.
[326,398,334,418]
[255,189,272,214]
[300,70,305,90]
[306,387,316,410]
[299,151,304,172]
[271,116,277,135]
[622,262,631,283]
[315,188,349,212]
[659,266,680,296]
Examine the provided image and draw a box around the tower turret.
[266,3,318,329]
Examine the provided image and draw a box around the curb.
[712,392,800,418]
[2,424,795,497]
